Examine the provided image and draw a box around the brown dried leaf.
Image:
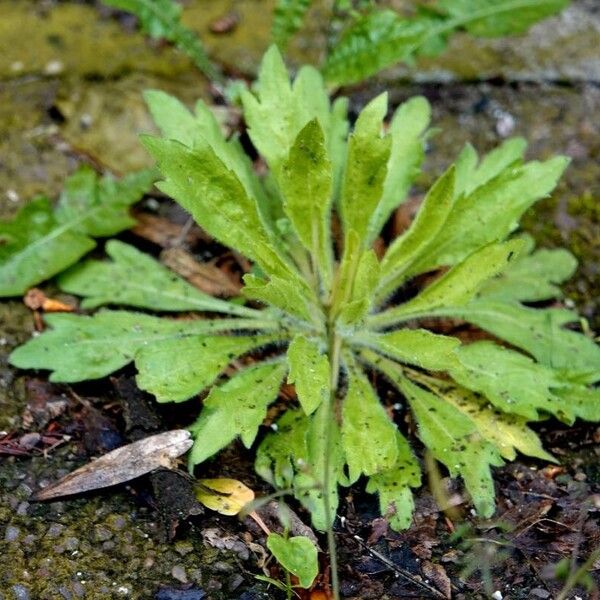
[421,561,452,599]
[24,288,74,312]
[131,212,207,247]
[32,430,192,501]
[161,247,242,297]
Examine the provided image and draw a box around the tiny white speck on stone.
[7,189,19,202]
[270,424,278,431]
[76,572,83,577]
[11,61,24,72]
[492,591,503,600]
[117,586,129,594]
[392,403,401,410]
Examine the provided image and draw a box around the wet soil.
[1,1,599,599]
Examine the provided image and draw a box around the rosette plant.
[10,47,600,535]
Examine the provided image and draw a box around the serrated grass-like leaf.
[287,336,330,415]
[341,360,398,483]
[188,360,287,467]
[9,311,276,383]
[366,432,421,531]
[135,333,282,402]
[271,0,313,49]
[102,0,220,80]
[58,240,255,317]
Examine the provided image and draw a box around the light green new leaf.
[340,93,391,247]
[373,239,524,326]
[342,362,398,483]
[271,0,313,49]
[367,96,432,245]
[255,409,309,488]
[0,198,94,297]
[553,386,600,422]
[142,136,293,280]
[242,274,319,324]
[455,138,527,197]
[397,375,503,518]
[329,97,350,202]
[267,534,318,589]
[439,0,569,38]
[0,167,156,297]
[338,249,380,325]
[409,156,569,272]
[102,0,219,80]
[136,334,280,402]
[287,336,330,415]
[354,329,461,372]
[436,302,600,382]
[366,432,421,531]
[478,237,577,302]
[58,240,253,317]
[450,342,572,421]
[377,166,455,301]
[241,46,330,174]
[189,360,288,467]
[9,311,258,382]
[280,119,334,288]
[423,377,555,462]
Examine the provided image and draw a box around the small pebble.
[492,592,503,600]
[11,585,31,600]
[530,588,551,599]
[4,525,20,542]
[171,565,188,584]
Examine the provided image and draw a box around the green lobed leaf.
[454,137,527,197]
[394,373,503,518]
[408,156,569,273]
[420,376,555,462]
[241,46,331,175]
[142,136,297,282]
[9,310,274,383]
[365,432,421,531]
[280,119,334,289]
[271,0,314,49]
[449,342,573,420]
[58,240,254,317]
[377,166,456,301]
[433,302,600,382]
[188,360,288,467]
[287,336,330,415]
[353,328,461,372]
[295,400,344,530]
[102,0,220,80]
[372,239,524,326]
[266,534,318,589]
[135,333,281,402]
[340,93,391,248]
[0,167,156,297]
[255,409,310,489]
[366,96,432,245]
[341,360,398,483]
[478,236,577,302]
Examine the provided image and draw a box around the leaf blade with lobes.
[0,167,156,297]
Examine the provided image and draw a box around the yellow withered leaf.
[195,478,255,516]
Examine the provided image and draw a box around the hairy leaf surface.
[189,360,288,466]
